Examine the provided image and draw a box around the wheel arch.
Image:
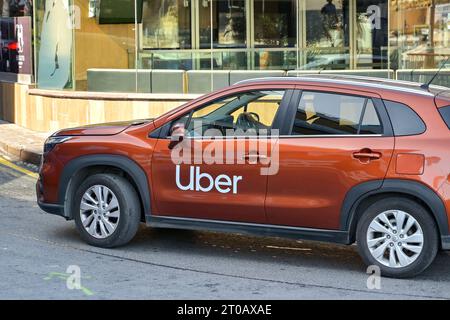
[341,179,449,243]
[58,154,151,220]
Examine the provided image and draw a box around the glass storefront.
[32,0,450,91]
[390,0,450,70]
[0,0,33,76]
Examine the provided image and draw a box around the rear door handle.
[353,149,382,161]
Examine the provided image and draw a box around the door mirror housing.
[168,123,186,149]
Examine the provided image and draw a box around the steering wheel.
[236,112,261,130]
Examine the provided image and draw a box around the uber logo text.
[176,165,242,194]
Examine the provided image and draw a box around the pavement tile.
[0,121,50,165]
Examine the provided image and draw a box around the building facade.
[0,0,449,131]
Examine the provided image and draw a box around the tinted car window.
[291,91,382,135]
[360,100,383,134]
[383,100,426,136]
[169,90,285,137]
[439,106,450,130]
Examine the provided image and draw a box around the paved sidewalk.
[0,121,50,165]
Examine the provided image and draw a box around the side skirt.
[146,215,351,245]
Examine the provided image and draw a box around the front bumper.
[36,179,66,219]
[37,200,65,217]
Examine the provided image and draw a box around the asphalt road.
[0,157,450,300]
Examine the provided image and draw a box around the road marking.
[0,157,38,179]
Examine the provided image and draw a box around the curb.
[0,141,42,166]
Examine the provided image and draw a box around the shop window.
[0,0,33,17]
[389,0,450,70]
[197,0,247,70]
[356,0,388,69]
[254,0,296,48]
[254,0,297,70]
[142,0,192,49]
[0,0,33,76]
[303,0,350,70]
[199,0,246,49]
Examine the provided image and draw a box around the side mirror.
[168,123,186,149]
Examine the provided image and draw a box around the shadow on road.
[50,221,450,282]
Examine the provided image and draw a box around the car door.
[265,87,395,230]
[151,86,294,223]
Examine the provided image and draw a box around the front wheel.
[356,197,438,278]
[73,173,141,248]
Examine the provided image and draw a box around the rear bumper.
[442,236,450,251]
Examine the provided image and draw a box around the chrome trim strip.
[179,134,383,140]
[278,134,383,138]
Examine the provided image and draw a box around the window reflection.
[356,0,388,69]
[142,0,191,49]
[390,0,450,70]
[254,0,296,48]
[254,0,296,70]
[199,0,246,48]
[198,0,247,69]
[306,0,348,49]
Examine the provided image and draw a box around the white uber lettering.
[215,174,232,194]
[175,165,242,194]
[175,165,195,191]
[195,166,214,192]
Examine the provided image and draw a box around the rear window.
[291,91,383,135]
[439,106,450,130]
[384,100,426,136]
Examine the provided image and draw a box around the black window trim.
[279,89,393,138]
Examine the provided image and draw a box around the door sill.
[146,215,351,245]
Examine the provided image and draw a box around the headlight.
[44,136,72,153]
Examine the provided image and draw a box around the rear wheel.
[356,197,438,278]
[73,173,141,248]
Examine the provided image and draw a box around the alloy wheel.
[366,210,424,268]
[80,185,120,239]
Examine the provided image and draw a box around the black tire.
[356,197,439,278]
[73,173,141,248]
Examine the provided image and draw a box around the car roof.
[236,74,449,97]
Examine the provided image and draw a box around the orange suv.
[37,75,450,278]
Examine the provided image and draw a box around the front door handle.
[241,153,268,161]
